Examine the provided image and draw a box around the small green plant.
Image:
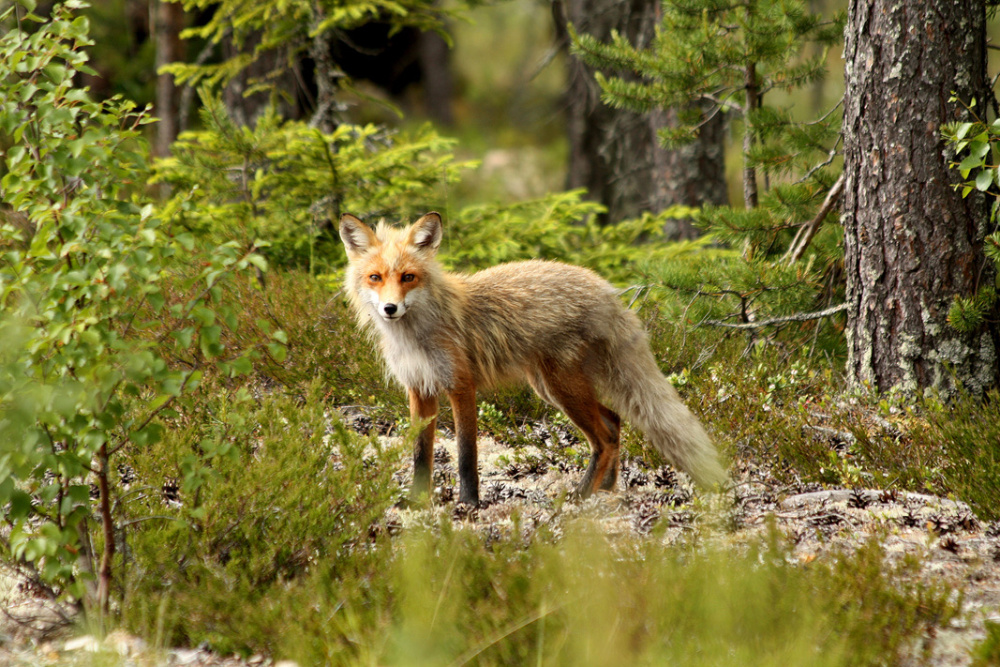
[477,402,508,435]
[972,620,1000,667]
[942,96,1000,333]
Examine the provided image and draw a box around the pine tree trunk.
[660,104,728,240]
[556,0,727,229]
[842,0,999,397]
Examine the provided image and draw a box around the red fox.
[339,212,725,504]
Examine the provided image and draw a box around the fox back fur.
[340,212,725,504]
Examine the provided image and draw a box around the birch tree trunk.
[842,0,999,397]
[154,0,185,158]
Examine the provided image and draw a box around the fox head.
[339,212,443,323]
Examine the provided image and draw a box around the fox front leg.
[448,381,479,505]
[408,390,438,500]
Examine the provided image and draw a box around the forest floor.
[2,415,999,666]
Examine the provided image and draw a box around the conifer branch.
[701,302,848,330]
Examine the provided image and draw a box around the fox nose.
[383,303,398,316]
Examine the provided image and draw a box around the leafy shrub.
[0,1,281,611]
[153,92,474,272]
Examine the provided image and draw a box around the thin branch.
[795,134,842,185]
[527,37,566,83]
[119,515,186,529]
[698,90,744,114]
[95,444,114,614]
[782,172,846,265]
[108,368,197,457]
[701,302,848,330]
[803,98,844,126]
[616,284,653,310]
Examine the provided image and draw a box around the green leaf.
[132,423,164,447]
[200,325,223,357]
[972,136,991,159]
[9,490,32,520]
[246,253,268,273]
[959,154,983,178]
[227,354,253,376]
[954,122,975,142]
[191,306,216,327]
[147,393,173,412]
[267,342,287,362]
[976,169,993,191]
[147,290,165,312]
[172,327,194,349]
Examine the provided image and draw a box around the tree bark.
[154,0,185,158]
[660,104,728,239]
[742,61,759,211]
[307,1,344,133]
[96,444,114,613]
[418,29,455,127]
[556,0,728,230]
[842,0,999,397]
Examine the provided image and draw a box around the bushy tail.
[601,332,726,489]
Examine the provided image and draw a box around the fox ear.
[340,214,377,256]
[409,212,443,253]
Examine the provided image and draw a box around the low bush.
[120,380,403,655]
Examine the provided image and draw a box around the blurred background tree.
[553,0,728,231]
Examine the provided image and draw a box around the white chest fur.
[378,323,453,397]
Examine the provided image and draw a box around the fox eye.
[368,274,382,283]
[401,273,416,283]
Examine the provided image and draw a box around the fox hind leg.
[596,405,621,491]
[528,362,621,498]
